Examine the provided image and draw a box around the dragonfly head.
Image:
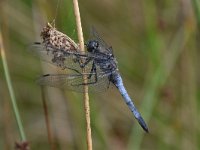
[86,40,99,53]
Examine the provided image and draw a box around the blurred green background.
[0,0,200,149]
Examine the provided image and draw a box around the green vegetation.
[0,0,199,149]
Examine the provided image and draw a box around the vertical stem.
[41,87,55,150]
[0,30,26,141]
[72,0,93,150]
[192,0,200,27]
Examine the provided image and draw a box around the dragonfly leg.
[80,57,93,68]
[63,66,82,74]
[71,64,98,86]
[87,61,96,79]
[107,74,112,89]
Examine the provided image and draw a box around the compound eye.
[87,40,99,52]
[94,41,99,49]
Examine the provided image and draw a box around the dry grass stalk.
[72,0,93,150]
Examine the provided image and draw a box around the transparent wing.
[90,27,113,54]
[29,42,92,73]
[37,73,111,93]
[29,42,56,63]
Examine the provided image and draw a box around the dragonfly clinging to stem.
[30,23,149,132]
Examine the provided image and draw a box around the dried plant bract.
[41,23,78,51]
[39,23,80,69]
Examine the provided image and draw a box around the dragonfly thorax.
[86,40,99,53]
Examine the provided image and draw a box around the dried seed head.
[41,22,79,51]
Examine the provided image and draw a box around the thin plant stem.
[0,30,26,141]
[192,0,200,27]
[41,87,55,150]
[72,0,93,150]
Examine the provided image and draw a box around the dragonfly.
[30,23,149,132]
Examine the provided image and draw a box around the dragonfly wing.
[29,42,54,62]
[68,72,111,93]
[29,43,90,73]
[37,74,82,88]
[90,27,113,54]
[37,73,111,93]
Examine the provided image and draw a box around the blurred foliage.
[0,0,200,150]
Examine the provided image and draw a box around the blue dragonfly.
[31,23,149,132]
